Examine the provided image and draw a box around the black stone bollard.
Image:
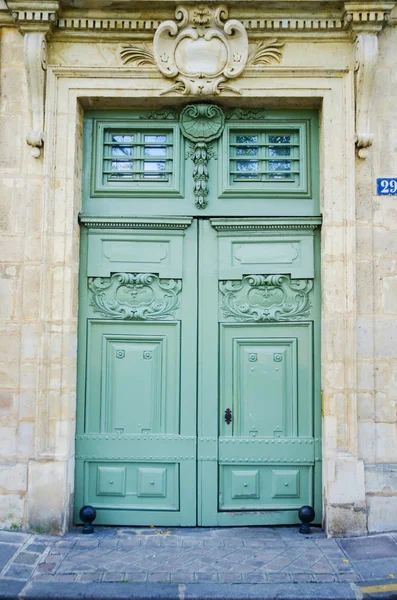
[298,505,315,534]
[79,505,97,534]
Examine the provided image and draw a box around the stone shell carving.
[220,275,313,322]
[180,104,225,142]
[89,273,181,320]
[180,104,225,209]
[120,6,284,96]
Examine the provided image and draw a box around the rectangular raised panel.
[219,465,311,510]
[231,469,259,499]
[85,321,180,435]
[234,340,295,438]
[218,232,314,279]
[137,467,167,497]
[97,467,126,497]
[220,333,298,438]
[86,462,179,510]
[87,230,184,278]
[219,323,313,439]
[105,337,162,434]
[272,469,300,498]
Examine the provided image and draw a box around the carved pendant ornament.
[220,275,313,322]
[120,5,284,96]
[180,104,224,209]
[88,273,181,320]
[354,35,378,159]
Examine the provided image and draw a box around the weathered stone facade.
[0,0,396,536]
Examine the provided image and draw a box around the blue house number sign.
[377,178,397,195]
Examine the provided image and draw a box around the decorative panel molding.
[219,274,313,322]
[210,217,322,232]
[86,229,186,278]
[88,273,182,320]
[84,461,180,510]
[217,231,315,279]
[80,216,192,230]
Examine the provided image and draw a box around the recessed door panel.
[85,322,180,435]
[85,461,179,511]
[230,337,297,438]
[219,465,312,510]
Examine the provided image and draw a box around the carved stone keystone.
[120,5,284,96]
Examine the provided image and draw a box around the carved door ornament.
[120,5,284,96]
[179,104,225,209]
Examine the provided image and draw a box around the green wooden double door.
[76,216,321,526]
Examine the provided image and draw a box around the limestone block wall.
[356,22,397,533]
[0,9,396,536]
[0,27,40,529]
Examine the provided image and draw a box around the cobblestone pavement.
[1,526,397,586]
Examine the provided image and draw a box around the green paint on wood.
[75,108,321,527]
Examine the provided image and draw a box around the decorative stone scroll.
[120,5,284,96]
[24,33,47,158]
[8,1,59,158]
[219,275,313,322]
[354,34,378,159]
[88,273,182,320]
[180,104,225,209]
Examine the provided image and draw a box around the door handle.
[225,408,232,425]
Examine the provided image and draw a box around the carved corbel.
[354,34,378,159]
[343,2,395,158]
[7,1,59,157]
[24,32,47,157]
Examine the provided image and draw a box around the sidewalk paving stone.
[339,535,397,560]
[2,526,397,598]
[0,544,20,573]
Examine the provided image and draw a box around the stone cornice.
[54,4,395,39]
[0,1,395,38]
[343,1,395,35]
[6,1,60,33]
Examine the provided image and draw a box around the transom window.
[229,130,300,184]
[86,110,317,211]
[102,129,174,184]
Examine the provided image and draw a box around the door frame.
[31,64,364,535]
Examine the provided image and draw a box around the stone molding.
[1,2,395,36]
[7,0,59,32]
[343,2,395,35]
